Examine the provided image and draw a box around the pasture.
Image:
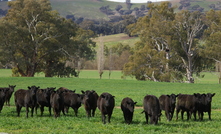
[0,69,220,133]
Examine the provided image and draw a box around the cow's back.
[159,95,168,111]
[97,92,115,114]
[143,95,161,114]
[14,89,27,106]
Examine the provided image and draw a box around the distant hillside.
[1,0,221,19]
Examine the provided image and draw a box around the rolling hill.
[0,0,220,19]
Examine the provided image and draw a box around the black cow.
[159,94,177,121]
[62,92,82,116]
[50,90,64,118]
[198,93,215,120]
[3,85,16,106]
[14,86,39,117]
[143,95,161,125]
[176,93,201,120]
[36,87,56,116]
[97,92,115,124]
[0,88,8,113]
[121,97,137,124]
[81,90,99,117]
[57,87,75,93]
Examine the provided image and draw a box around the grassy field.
[93,33,140,49]
[0,69,220,133]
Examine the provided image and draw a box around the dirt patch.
[121,36,136,40]
[115,106,143,109]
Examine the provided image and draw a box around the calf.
[36,87,56,116]
[198,93,215,120]
[143,95,161,125]
[14,86,39,117]
[3,85,16,106]
[81,90,99,117]
[176,93,201,120]
[0,88,8,113]
[121,97,137,124]
[63,92,82,116]
[50,90,64,118]
[159,94,177,121]
[97,92,115,124]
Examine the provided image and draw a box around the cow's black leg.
[26,106,29,118]
[145,112,149,124]
[40,106,44,116]
[49,106,51,116]
[16,106,22,117]
[102,114,106,124]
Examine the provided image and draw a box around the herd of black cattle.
[0,85,216,124]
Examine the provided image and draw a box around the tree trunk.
[17,63,36,77]
[181,56,194,83]
[45,61,54,77]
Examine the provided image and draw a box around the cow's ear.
[37,86,40,89]
[167,95,170,97]
[101,95,105,98]
[112,96,115,98]
[193,93,198,97]
[73,89,76,93]
[134,102,137,105]
[81,90,85,94]
[28,86,31,89]
[212,93,215,97]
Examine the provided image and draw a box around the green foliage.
[11,67,20,77]
[202,10,221,61]
[124,2,208,83]
[0,0,96,77]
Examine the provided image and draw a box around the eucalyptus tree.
[123,2,205,83]
[172,10,205,83]
[202,10,221,83]
[124,2,178,81]
[0,0,95,77]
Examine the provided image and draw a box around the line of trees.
[123,2,221,83]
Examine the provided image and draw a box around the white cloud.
[106,0,169,3]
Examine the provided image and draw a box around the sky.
[106,0,169,3]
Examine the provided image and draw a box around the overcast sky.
[106,0,169,3]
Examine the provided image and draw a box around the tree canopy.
[123,2,207,83]
[0,0,96,77]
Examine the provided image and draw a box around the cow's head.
[126,99,137,112]
[101,94,115,107]
[0,89,6,97]
[9,85,16,92]
[205,93,215,103]
[28,85,39,96]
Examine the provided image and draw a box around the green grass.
[0,69,221,133]
[50,0,146,19]
[94,33,140,48]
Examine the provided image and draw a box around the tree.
[115,5,123,11]
[172,10,205,83]
[124,2,178,81]
[97,35,104,79]
[202,10,221,83]
[0,0,95,77]
[123,2,205,83]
